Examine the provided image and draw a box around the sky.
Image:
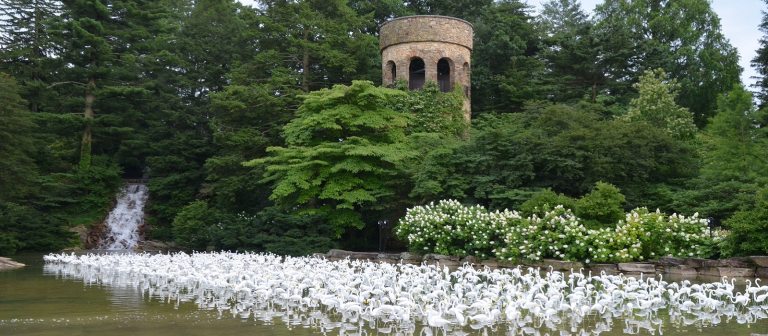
[525,0,765,88]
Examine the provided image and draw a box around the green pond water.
[1,253,767,336]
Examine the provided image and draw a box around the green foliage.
[0,72,38,201]
[594,0,741,125]
[388,81,466,136]
[0,202,72,255]
[721,188,768,256]
[247,81,412,235]
[411,102,696,211]
[575,182,626,228]
[397,200,717,262]
[172,201,335,255]
[538,0,604,103]
[172,200,212,250]
[394,199,516,258]
[519,189,576,216]
[622,69,697,140]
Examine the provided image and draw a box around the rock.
[377,253,400,262]
[0,257,25,271]
[750,256,768,267]
[618,262,657,273]
[702,257,752,268]
[656,256,685,266]
[480,258,499,268]
[461,256,479,264]
[423,253,459,261]
[327,249,352,258]
[136,240,179,252]
[326,249,379,260]
[698,267,755,278]
[683,258,706,268]
[756,267,768,278]
[588,263,618,274]
[399,252,422,261]
[531,259,584,271]
[664,265,698,277]
[497,259,520,268]
[69,225,89,248]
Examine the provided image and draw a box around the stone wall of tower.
[379,16,473,121]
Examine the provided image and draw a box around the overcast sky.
[525,0,765,88]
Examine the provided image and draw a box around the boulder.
[683,258,706,268]
[664,265,698,277]
[480,258,499,268]
[0,257,25,271]
[377,253,400,263]
[698,267,755,278]
[656,256,685,266]
[326,249,379,260]
[702,257,752,268]
[399,252,422,261]
[618,262,657,273]
[750,256,768,267]
[531,259,584,271]
[756,267,768,279]
[461,256,479,265]
[588,263,618,274]
[423,253,459,261]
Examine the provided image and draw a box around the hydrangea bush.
[396,200,723,263]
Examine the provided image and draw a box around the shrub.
[396,199,718,262]
[519,189,576,216]
[721,188,768,256]
[575,182,625,228]
[395,199,518,259]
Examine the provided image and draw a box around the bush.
[396,199,718,262]
[172,202,336,256]
[575,182,626,228]
[519,189,576,216]
[0,201,71,254]
[172,200,213,250]
[394,199,518,259]
[721,188,768,256]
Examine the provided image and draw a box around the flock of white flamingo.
[43,252,768,335]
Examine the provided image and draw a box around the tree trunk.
[79,77,96,169]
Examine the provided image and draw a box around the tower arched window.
[437,58,452,92]
[386,61,397,85]
[409,57,425,90]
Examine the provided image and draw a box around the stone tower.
[379,15,473,121]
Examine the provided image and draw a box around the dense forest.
[1,0,767,257]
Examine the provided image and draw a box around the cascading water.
[98,183,149,250]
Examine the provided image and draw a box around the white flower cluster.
[396,201,722,263]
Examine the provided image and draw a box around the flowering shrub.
[396,200,722,263]
[496,206,589,262]
[394,199,519,259]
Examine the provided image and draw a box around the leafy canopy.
[246,81,412,235]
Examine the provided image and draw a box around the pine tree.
[0,0,62,112]
[752,0,768,108]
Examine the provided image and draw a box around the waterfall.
[99,183,149,250]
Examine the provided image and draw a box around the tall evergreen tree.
[538,0,603,103]
[752,0,768,108]
[594,0,741,125]
[0,0,61,112]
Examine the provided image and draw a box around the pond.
[1,252,767,336]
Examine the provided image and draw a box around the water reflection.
[42,252,768,335]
